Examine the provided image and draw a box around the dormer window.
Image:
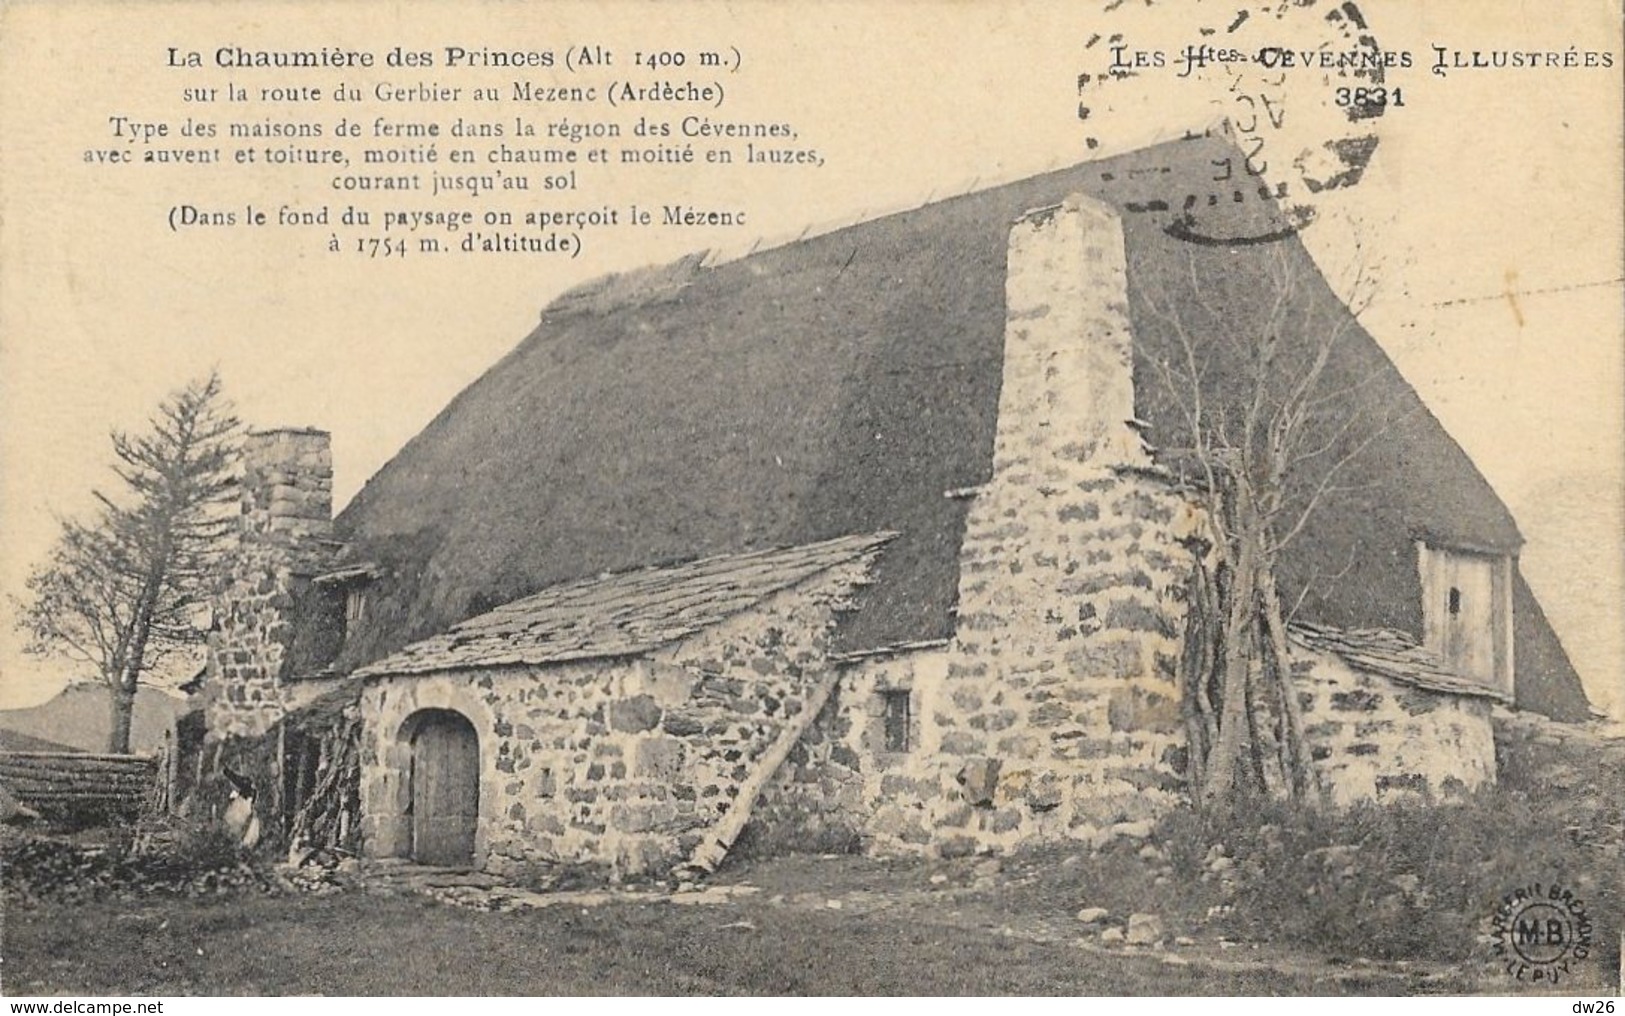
[345,586,367,626]
[301,565,378,672]
[1417,542,1513,696]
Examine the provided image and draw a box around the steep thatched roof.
[1510,573,1592,722]
[326,131,1588,720]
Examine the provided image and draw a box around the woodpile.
[285,710,361,854]
[0,751,158,823]
[195,680,363,857]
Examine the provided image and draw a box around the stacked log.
[287,712,361,853]
[0,751,158,821]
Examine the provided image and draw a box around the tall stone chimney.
[204,428,335,740]
[995,193,1145,473]
[240,428,334,565]
[934,193,1201,850]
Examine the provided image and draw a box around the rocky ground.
[6,713,1619,996]
[5,823,1613,996]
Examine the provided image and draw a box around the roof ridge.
[492,530,898,608]
[685,129,1220,273]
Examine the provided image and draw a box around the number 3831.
[1335,86,1405,108]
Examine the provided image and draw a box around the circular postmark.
[1489,882,1594,984]
[1075,0,1394,246]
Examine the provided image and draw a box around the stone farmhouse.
[191,132,1591,876]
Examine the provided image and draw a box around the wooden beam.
[678,670,842,877]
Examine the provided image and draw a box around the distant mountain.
[1507,467,1625,721]
[0,684,187,755]
[0,728,84,753]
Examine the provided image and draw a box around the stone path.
[334,857,1479,992]
[348,858,761,912]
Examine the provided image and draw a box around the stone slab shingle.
[356,532,894,678]
[1289,621,1513,704]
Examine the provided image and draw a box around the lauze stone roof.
[354,532,894,677]
[1289,622,1514,705]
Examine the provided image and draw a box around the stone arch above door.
[402,708,480,866]
[360,681,496,867]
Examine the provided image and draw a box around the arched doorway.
[407,709,479,867]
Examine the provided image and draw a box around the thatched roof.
[1510,573,1591,721]
[356,532,892,677]
[326,131,1588,720]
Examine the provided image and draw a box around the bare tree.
[16,372,240,754]
[1138,239,1403,807]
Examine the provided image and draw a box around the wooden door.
[410,711,479,867]
[1441,555,1496,681]
[1421,546,1505,690]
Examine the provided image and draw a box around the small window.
[346,588,367,626]
[302,584,349,668]
[881,690,911,753]
[1448,587,1461,616]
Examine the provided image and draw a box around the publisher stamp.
[1489,882,1594,984]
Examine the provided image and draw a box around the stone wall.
[751,647,946,853]
[358,555,872,877]
[204,428,336,740]
[754,194,1204,857]
[1294,649,1497,804]
[759,469,1200,856]
[752,194,1508,857]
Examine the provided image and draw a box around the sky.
[1,1,1620,717]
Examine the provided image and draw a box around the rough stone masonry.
[197,188,1506,876]
[758,194,1205,856]
[204,428,339,740]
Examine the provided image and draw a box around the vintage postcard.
[0,0,1620,1000]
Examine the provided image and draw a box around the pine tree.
[16,372,240,753]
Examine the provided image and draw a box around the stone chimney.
[935,193,1201,850]
[204,428,335,740]
[240,428,335,568]
[994,193,1145,473]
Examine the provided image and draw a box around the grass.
[8,723,1617,996]
[6,886,1338,996]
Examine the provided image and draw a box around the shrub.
[1157,786,1622,968]
[1,818,272,903]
